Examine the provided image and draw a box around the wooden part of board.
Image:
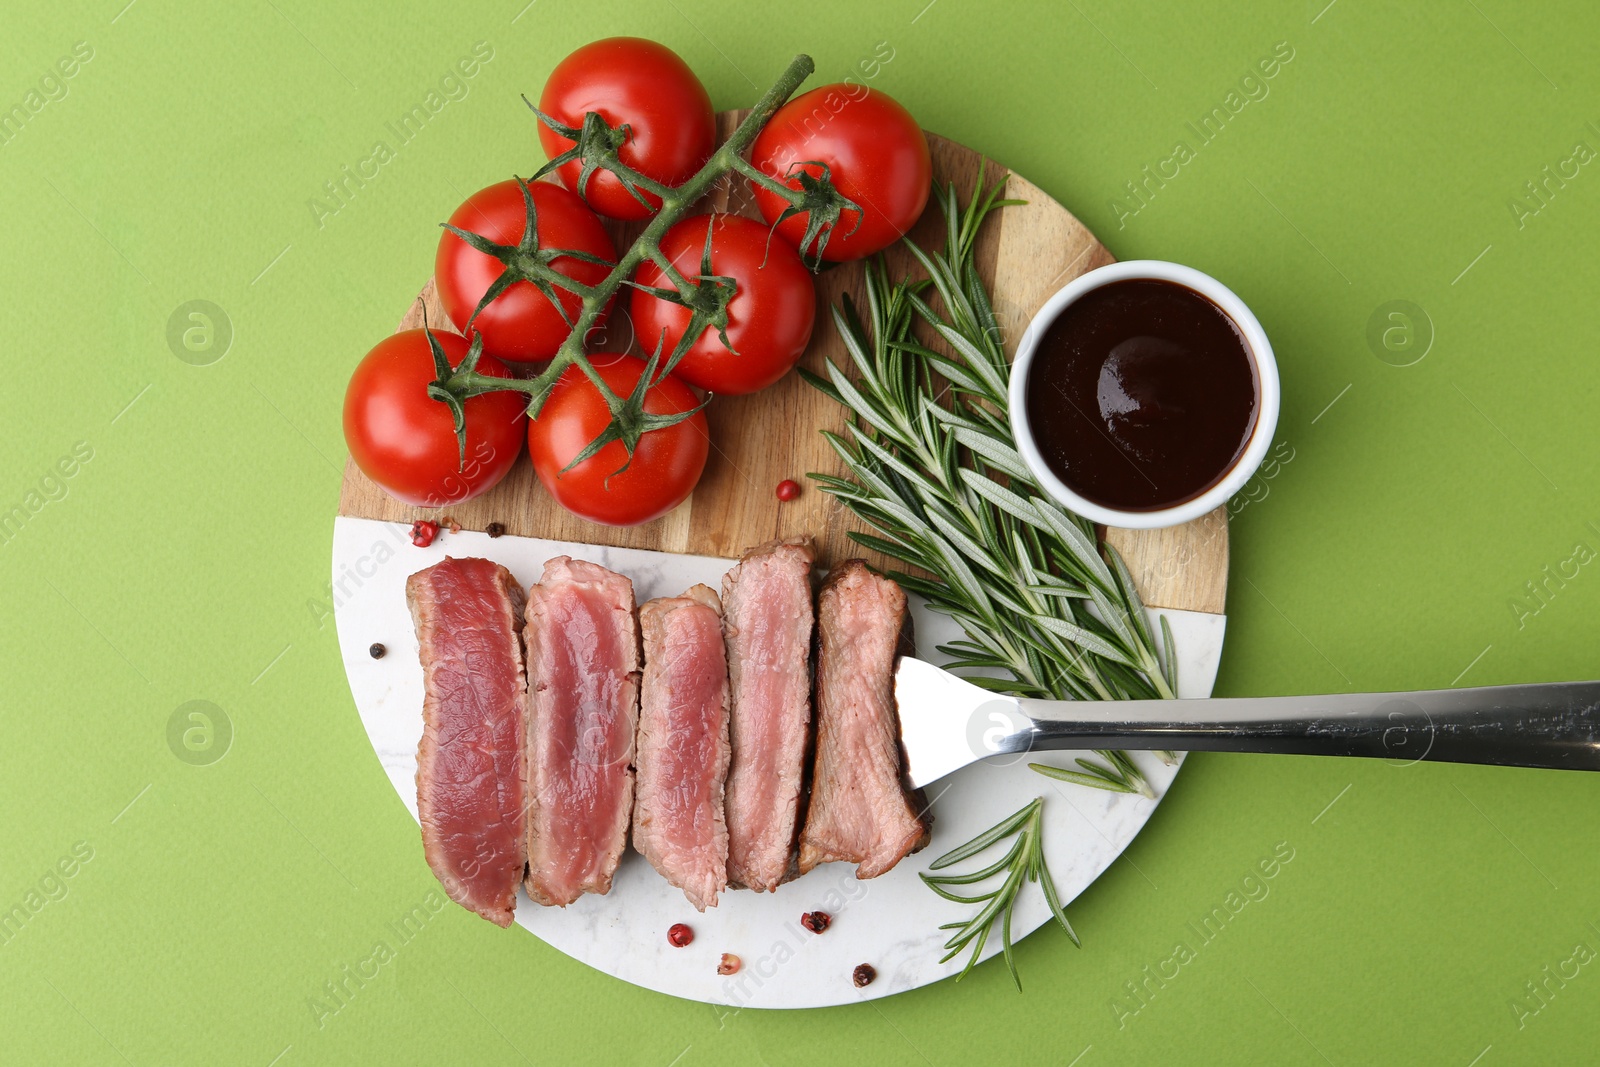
[1103,511,1228,616]
[338,112,1227,615]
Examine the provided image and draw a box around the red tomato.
[343,329,527,507]
[528,355,709,526]
[630,214,815,395]
[435,179,615,365]
[537,37,716,221]
[748,85,931,262]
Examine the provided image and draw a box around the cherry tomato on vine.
[537,37,716,221]
[527,355,709,526]
[435,179,615,365]
[630,213,815,395]
[343,329,526,507]
[749,85,931,262]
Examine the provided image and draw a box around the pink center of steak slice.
[634,588,731,911]
[525,557,638,907]
[722,540,814,892]
[408,557,528,927]
[800,560,928,880]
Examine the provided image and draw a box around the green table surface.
[5,0,1598,1062]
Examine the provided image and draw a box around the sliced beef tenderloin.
[523,556,640,907]
[633,585,732,911]
[799,560,929,879]
[721,537,816,892]
[407,557,529,927]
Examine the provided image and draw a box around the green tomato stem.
[523,52,818,420]
[430,53,837,473]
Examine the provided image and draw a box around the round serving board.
[334,113,1230,1007]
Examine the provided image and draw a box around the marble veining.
[332,516,1225,1008]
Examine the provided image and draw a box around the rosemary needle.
[920,797,1078,990]
[803,165,1178,797]
[808,168,1188,987]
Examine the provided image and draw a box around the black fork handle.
[1016,682,1600,770]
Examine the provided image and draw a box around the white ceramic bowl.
[1008,260,1279,530]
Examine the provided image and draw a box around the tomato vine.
[428,52,858,471]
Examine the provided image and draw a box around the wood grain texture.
[338,112,1227,614]
[1103,511,1228,616]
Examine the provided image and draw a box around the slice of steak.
[634,585,731,911]
[799,560,929,879]
[721,537,816,892]
[407,557,529,927]
[524,556,640,907]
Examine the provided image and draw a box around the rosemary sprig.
[809,171,1191,986]
[921,797,1076,990]
[1030,753,1148,794]
[803,166,1177,796]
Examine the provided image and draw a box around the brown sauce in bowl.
[1023,278,1258,512]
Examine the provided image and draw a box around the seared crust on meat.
[799,560,929,880]
[408,557,529,927]
[523,556,639,907]
[721,537,816,892]
[634,585,731,911]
